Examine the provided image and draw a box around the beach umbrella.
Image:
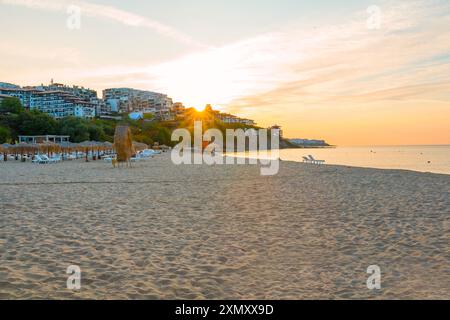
[103,141,113,150]
[1,143,11,161]
[38,141,60,155]
[101,141,114,155]
[114,126,133,165]
[62,141,82,152]
[91,141,105,159]
[13,142,39,157]
[132,141,148,152]
[79,141,96,161]
[59,142,80,159]
[14,142,33,152]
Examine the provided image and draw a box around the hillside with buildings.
[289,138,330,147]
[0,80,257,125]
[0,81,270,147]
[0,81,322,149]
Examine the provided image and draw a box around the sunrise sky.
[0,0,449,145]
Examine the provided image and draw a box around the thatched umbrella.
[59,142,80,160]
[1,143,11,161]
[114,126,133,166]
[38,141,60,156]
[79,141,97,162]
[103,141,113,148]
[103,141,113,152]
[100,141,114,156]
[12,142,39,161]
[92,141,106,159]
[159,144,170,152]
[132,141,148,152]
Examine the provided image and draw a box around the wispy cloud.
[0,0,204,47]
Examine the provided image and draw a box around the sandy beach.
[0,154,449,299]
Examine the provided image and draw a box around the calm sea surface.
[234,145,450,175]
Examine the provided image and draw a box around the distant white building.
[0,82,20,89]
[171,102,186,118]
[103,88,173,120]
[19,135,70,144]
[290,138,328,146]
[0,87,96,119]
[215,112,256,126]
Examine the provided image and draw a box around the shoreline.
[1,155,450,181]
[225,154,450,177]
[227,145,450,176]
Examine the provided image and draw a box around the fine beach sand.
[0,154,449,299]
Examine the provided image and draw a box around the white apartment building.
[30,91,96,119]
[0,82,20,89]
[0,87,95,119]
[103,88,173,120]
[216,112,256,126]
[0,88,34,109]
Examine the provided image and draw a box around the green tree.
[0,97,23,114]
[0,126,11,143]
[17,110,58,136]
[154,126,171,145]
[57,117,90,142]
[87,124,106,141]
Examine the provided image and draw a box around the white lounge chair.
[40,155,56,164]
[302,156,311,163]
[103,156,116,163]
[32,155,49,164]
[131,155,141,162]
[32,155,41,164]
[49,155,62,163]
[308,155,325,164]
[63,154,76,161]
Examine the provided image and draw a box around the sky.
[0,0,449,145]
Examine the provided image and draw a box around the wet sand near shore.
[0,154,449,299]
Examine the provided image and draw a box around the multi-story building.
[0,87,34,108]
[103,88,174,120]
[33,80,98,101]
[240,118,256,126]
[215,112,256,126]
[171,102,186,118]
[30,91,95,119]
[0,82,20,89]
[0,87,95,119]
[31,80,100,117]
[290,139,327,146]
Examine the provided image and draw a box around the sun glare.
[194,105,206,112]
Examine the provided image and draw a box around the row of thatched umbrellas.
[0,141,149,162]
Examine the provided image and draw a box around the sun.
[194,105,206,112]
